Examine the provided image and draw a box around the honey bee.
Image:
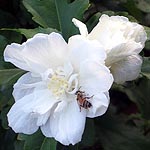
[75,87,93,111]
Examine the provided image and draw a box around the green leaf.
[134,0,150,13]
[86,12,101,32]
[23,0,89,40]
[0,30,23,44]
[124,77,150,120]
[23,0,59,29]
[54,0,89,39]
[18,131,44,150]
[123,0,142,21]
[14,140,25,150]
[18,131,57,150]
[81,119,95,147]
[115,11,138,22]
[0,69,25,87]
[0,106,10,129]
[0,35,8,52]
[0,69,24,112]
[1,27,58,39]
[40,138,56,150]
[0,35,8,69]
[145,26,150,41]
[144,26,150,50]
[141,57,150,79]
[145,41,150,50]
[95,106,150,150]
[56,143,79,150]
[0,86,14,111]
[95,11,138,23]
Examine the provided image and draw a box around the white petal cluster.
[73,14,147,83]
[4,32,113,145]
[4,14,147,146]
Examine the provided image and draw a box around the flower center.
[45,63,79,100]
[48,74,68,99]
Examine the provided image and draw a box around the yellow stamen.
[48,74,68,99]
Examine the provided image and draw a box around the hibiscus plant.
[0,0,150,150]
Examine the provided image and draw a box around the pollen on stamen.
[48,74,68,99]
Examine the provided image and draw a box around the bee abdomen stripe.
[82,101,88,108]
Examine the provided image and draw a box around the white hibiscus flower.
[72,14,147,84]
[4,32,113,145]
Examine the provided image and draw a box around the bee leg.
[77,86,82,91]
[85,95,94,99]
[77,103,82,112]
[80,105,82,112]
[90,95,94,99]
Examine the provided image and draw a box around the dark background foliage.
[0,0,150,150]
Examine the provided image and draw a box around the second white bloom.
[73,14,147,83]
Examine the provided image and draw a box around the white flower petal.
[13,72,44,101]
[8,89,59,134]
[54,101,68,114]
[63,62,73,79]
[72,18,88,37]
[80,60,113,93]
[40,101,68,138]
[7,97,39,134]
[4,43,30,71]
[68,35,106,71]
[86,92,109,118]
[88,15,127,49]
[67,74,79,94]
[31,89,59,115]
[105,41,143,66]
[88,14,146,53]
[88,15,126,49]
[88,21,113,49]
[37,110,51,126]
[8,110,39,134]
[4,32,68,74]
[111,55,142,84]
[41,100,86,145]
[132,23,147,47]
